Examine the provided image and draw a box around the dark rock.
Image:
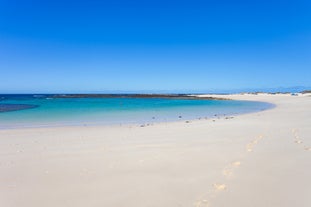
[0,104,38,113]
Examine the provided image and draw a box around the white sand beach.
[0,94,310,207]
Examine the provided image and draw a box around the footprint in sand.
[213,183,227,192]
[246,141,257,152]
[294,140,303,144]
[223,168,233,177]
[232,161,241,166]
[194,199,209,207]
[304,147,311,151]
[223,161,241,178]
[292,128,299,137]
[246,143,254,152]
[194,182,228,207]
[246,135,264,152]
[291,129,309,151]
[292,131,302,144]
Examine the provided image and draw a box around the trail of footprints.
[195,129,310,206]
[292,128,311,151]
[194,135,264,207]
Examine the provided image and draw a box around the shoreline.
[0,95,275,130]
[0,93,310,207]
[0,105,276,132]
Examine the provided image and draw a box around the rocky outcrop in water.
[50,94,229,100]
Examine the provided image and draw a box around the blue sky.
[0,0,310,93]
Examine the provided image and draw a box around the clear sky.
[0,0,310,93]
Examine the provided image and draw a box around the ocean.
[0,94,274,128]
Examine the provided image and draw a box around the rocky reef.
[50,94,229,100]
[0,104,39,113]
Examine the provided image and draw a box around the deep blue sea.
[0,95,274,129]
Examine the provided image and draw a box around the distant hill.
[207,86,311,94]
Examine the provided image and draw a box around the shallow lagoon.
[0,95,274,128]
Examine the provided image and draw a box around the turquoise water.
[0,95,274,128]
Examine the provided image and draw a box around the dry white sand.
[0,94,310,207]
